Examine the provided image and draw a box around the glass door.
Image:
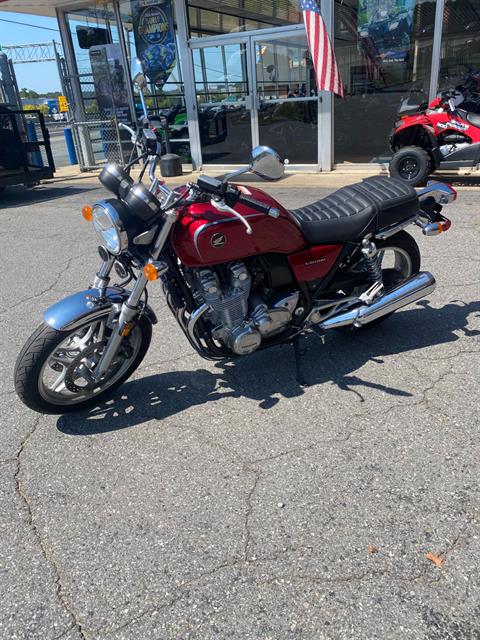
[190,28,320,167]
[253,32,319,164]
[192,42,254,164]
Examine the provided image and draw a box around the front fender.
[43,287,158,331]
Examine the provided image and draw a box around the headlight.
[92,200,128,255]
[389,21,399,31]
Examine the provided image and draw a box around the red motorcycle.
[390,90,480,186]
[14,64,456,415]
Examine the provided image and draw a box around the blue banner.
[131,0,176,87]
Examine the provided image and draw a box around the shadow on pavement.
[0,184,101,209]
[57,299,480,436]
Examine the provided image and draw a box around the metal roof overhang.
[0,0,91,17]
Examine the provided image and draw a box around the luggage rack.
[0,108,55,189]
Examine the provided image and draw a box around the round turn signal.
[82,205,93,222]
[143,263,159,281]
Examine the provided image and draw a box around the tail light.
[444,183,457,202]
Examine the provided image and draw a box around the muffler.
[317,271,436,330]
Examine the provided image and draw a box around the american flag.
[300,0,344,98]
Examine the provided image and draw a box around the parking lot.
[0,177,479,639]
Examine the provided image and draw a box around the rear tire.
[389,146,432,186]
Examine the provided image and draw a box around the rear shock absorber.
[361,238,383,285]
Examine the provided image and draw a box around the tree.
[23,104,49,116]
[20,88,40,99]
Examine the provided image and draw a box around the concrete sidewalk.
[50,162,480,190]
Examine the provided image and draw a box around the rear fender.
[44,287,158,331]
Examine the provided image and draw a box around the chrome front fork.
[93,210,177,381]
[92,254,115,297]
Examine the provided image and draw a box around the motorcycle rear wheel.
[14,313,152,414]
[345,230,421,330]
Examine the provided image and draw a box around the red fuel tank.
[171,185,307,267]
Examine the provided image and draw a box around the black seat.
[288,176,419,244]
[466,111,480,128]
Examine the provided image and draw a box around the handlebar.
[237,193,277,216]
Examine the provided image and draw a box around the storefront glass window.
[438,0,480,110]
[188,0,302,37]
[334,0,436,164]
[117,1,185,112]
[65,4,120,117]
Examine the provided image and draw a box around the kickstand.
[293,335,310,387]
[309,325,326,343]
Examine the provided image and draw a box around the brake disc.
[64,339,135,392]
[64,342,106,392]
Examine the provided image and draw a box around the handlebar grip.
[237,194,273,215]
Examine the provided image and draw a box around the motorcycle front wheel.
[14,313,152,414]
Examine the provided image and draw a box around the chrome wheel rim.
[38,317,142,406]
[377,246,413,285]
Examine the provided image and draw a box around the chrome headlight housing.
[92,200,129,255]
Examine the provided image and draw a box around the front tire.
[14,314,152,414]
[389,146,432,186]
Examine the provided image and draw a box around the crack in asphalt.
[52,624,77,640]
[243,466,262,562]
[440,513,478,561]
[403,345,479,363]
[13,416,89,640]
[1,253,84,317]
[379,366,457,422]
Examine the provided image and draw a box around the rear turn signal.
[82,205,93,222]
[422,218,452,236]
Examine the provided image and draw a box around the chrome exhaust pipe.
[318,272,436,330]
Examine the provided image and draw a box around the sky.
[0,11,62,93]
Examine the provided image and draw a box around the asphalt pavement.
[0,177,479,640]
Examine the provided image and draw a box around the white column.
[319,0,333,171]
[429,0,446,101]
[174,0,203,170]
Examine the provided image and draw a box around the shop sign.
[57,95,68,112]
[131,0,176,87]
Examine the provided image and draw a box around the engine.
[192,261,299,355]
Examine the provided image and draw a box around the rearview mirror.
[250,146,285,180]
[131,57,147,91]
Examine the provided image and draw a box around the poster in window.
[357,0,415,61]
[131,0,176,87]
[89,44,132,122]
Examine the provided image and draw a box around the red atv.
[389,91,480,186]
